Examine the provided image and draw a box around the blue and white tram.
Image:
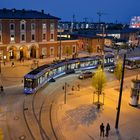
[24,54,115,94]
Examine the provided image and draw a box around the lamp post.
[59,26,62,60]
[0,60,1,74]
[115,54,126,129]
[62,82,69,104]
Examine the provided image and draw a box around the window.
[31,34,35,41]
[50,47,54,56]
[21,34,25,41]
[42,33,46,40]
[73,46,76,53]
[50,33,54,40]
[31,23,35,30]
[0,24,2,31]
[21,24,25,30]
[10,23,15,30]
[50,23,54,30]
[10,34,15,42]
[0,35,2,42]
[42,23,46,30]
[20,22,26,31]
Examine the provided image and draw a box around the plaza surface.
[0,50,140,140]
[49,75,140,140]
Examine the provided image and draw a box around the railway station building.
[0,8,79,61]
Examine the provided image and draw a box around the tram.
[125,56,140,69]
[24,54,115,94]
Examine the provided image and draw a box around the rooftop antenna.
[97,11,107,23]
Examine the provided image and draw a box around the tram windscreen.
[24,78,37,89]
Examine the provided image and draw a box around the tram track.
[23,93,50,140]
[32,93,50,140]
[23,98,36,140]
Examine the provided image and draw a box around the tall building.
[0,8,79,61]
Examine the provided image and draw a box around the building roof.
[0,8,60,20]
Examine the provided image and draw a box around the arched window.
[20,20,26,31]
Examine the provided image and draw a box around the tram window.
[71,63,76,69]
[38,78,40,84]
[49,71,53,77]
[32,79,38,88]
[25,78,33,88]
[104,59,107,64]
[109,58,114,63]
[45,72,48,78]
[58,67,62,73]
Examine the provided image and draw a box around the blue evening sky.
[0,0,140,23]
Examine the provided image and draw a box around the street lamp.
[59,25,62,60]
[0,61,1,74]
[62,82,69,104]
[115,54,126,129]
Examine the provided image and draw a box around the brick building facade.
[0,9,79,61]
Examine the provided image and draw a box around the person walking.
[0,85,3,92]
[72,86,75,91]
[11,62,15,67]
[100,123,105,137]
[77,84,80,91]
[105,123,110,137]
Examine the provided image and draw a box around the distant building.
[0,9,79,61]
[71,33,105,53]
[130,16,140,29]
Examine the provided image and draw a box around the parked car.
[108,66,116,73]
[78,71,95,79]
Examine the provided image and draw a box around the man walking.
[100,123,105,137]
[105,123,110,137]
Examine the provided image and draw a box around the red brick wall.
[1,18,58,44]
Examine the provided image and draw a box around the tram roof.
[126,56,140,61]
[25,54,114,77]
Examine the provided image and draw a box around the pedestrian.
[0,85,4,92]
[72,86,74,91]
[100,123,105,137]
[11,62,15,67]
[3,61,6,66]
[105,123,110,137]
[77,84,80,91]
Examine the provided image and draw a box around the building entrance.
[30,46,36,58]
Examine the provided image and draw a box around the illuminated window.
[42,23,46,30]
[50,23,54,30]
[10,34,15,42]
